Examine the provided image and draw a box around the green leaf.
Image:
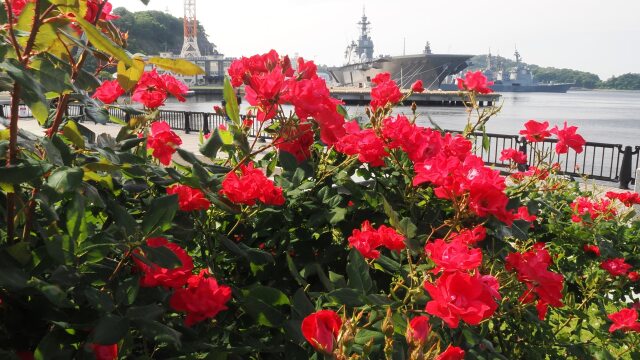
[382,197,401,229]
[138,243,182,269]
[398,217,417,239]
[148,57,205,76]
[142,195,178,235]
[117,57,145,91]
[84,288,115,312]
[46,166,84,193]
[278,151,298,172]
[0,59,48,124]
[105,197,137,236]
[241,286,290,328]
[346,250,373,293]
[325,288,366,307]
[223,77,240,125]
[482,127,490,152]
[135,319,181,348]
[328,207,347,225]
[0,162,52,184]
[200,128,232,158]
[66,193,88,244]
[92,315,129,344]
[62,121,85,148]
[0,267,29,290]
[74,17,132,67]
[126,304,165,320]
[291,288,314,319]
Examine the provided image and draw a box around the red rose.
[436,345,465,360]
[335,121,389,167]
[296,57,318,80]
[411,80,425,93]
[147,121,182,166]
[274,121,315,162]
[424,237,482,273]
[348,220,405,259]
[382,115,443,163]
[220,163,285,206]
[301,310,342,355]
[92,79,125,104]
[406,315,431,345]
[133,237,194,288]
[245,68,286,121]
[90,344,118,360]
[167,184,211,211]
[519,120,551,142]
[583,244,601,257]
[570,196,616,223]
[606,191,640,207]
[607,308,640,333]
[169,269,232,326]
[514,206,537,223]
[629,271,639,282]
[132,69,168,108]
[424,272,499,328]
[550,122,585,154]
[370,72,403,110]
[457,71,493,94]
[505,243,564,320]
[7,0,30,17]
[499,148,527,164]
[600,258,632,277]
[161,74,189,102]
[348,220,383,259]
[85,0,118,22]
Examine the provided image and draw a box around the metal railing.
[7,104,639,189]
[464,130,638,189]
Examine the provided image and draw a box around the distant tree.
[112,8,217,56]
[600,73,640,90]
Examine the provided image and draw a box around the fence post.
[184,112,191,134]
[202,113,210,135]
[619,146,633,189]
[517,136,529,172]
[0,104,5,118]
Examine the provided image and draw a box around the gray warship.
[442,50,573,93]
[328,11,473,90]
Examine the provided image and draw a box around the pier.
[329,88,501,107]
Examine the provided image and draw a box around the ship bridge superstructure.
[345,9,374,64]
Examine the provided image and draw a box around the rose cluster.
[228,50,347,146]
[133,238,232,327]
[93,69,188,108]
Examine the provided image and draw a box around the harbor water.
[163,90,640,146]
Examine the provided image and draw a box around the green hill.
[112,7,217,56]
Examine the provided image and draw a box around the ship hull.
[329,54,472,90]
[440,83,572,93]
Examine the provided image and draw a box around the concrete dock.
[329,88,501,107]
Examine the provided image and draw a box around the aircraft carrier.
[329,11,473,90]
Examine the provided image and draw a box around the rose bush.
[1,1,640,359]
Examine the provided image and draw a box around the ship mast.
[356,7,374,61]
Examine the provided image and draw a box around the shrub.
[1,1,639,359]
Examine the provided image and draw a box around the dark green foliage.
[112,8,217,56]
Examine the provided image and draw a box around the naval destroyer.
[329,11,473,90]
[442,50,573,93]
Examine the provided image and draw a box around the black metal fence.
[5,104,639,189]
[466,131,639,189]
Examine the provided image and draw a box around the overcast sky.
[110,0,639,80]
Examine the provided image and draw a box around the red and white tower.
[180,0,201,58]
